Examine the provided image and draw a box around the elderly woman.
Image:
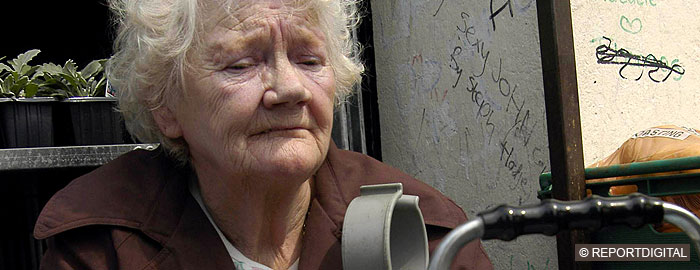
[34,0,492,269]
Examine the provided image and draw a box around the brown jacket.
[34,144,493,269]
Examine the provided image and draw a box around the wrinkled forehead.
[201,0,321,33]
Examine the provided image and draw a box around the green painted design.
[620,15,643,34]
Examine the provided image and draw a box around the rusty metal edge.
[535,0,588,269]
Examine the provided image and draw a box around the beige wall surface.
[571,0,700,165]
[370,0,557,268]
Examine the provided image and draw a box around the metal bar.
[586,156,700,179]
[0,144,158,171]
[663,203,700,256]
[540,155,700,185]
[536,0,588,269]
[427,219,485,270]
[358,0,382,160]
[587,172,700,197]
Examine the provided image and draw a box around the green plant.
[0,49,108,98]
[0,49,41,98]
[37,59,107,97]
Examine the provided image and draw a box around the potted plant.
[37,58,128,146]
[0,49,129,148]
[0,49,56,148]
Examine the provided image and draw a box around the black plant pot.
[54,97,130,146]
[0,97,56,148]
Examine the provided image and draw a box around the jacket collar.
[33,148,235,268]
[34,142,465,268]
[316,142,468,229]
[34,148,183,243]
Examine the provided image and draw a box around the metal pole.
[535,0,588,269]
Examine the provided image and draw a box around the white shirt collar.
[188,177,300,270]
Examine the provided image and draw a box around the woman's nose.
[262,58,312,109]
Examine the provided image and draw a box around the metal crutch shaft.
[429,194,690,270]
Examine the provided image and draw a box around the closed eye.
[299,60,320,66]
[228,63,255,71]
[296,56,323,69]
[226,58,257,72]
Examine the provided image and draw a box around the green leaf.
[20,65,40,77]
[63,60,77,75]
[86,77,103,97]
[8,60,18,73]
[38,73,61,88]
[59,73,78,87]
[0,63,9,74]
[8,70,20,81]
[77,76,89,88]
[37,63,63,75]
[24,83,39,98]
[3,74,15,88]
[15,49,40,66]
[10,76,29,96]
[36,86,67,98]
[10,49,40,74]
[45,77,69,92]
[80,60,103,78]
[1,80,9,95]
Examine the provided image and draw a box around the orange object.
[587,125,700,232]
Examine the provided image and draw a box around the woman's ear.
[152,106,183,139]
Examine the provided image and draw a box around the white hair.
[107,0,365,162]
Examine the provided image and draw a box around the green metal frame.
[539,156,700,199]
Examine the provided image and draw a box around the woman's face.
[162,1,335,183]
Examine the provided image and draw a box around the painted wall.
[369,0,556,268]
[571,0,700,165]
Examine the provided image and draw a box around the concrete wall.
[369,0,556,268]
[571,0,700,165]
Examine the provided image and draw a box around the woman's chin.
[256,159,319,183]
[250,143,325,180]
